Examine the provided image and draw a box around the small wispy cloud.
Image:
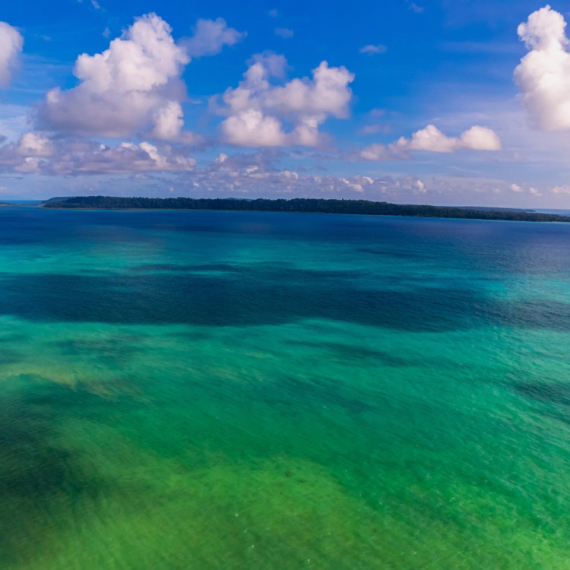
[407,1,423,13]
[275,27,294,38]
[357,124,392,135]
[269,9,278,17]
[78,0,102,10]
[369,108,386,118]
[359,44,387,55]
[183,18,246,58]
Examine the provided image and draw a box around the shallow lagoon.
[1,207,570,568]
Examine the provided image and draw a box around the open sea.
[1,206,570,569]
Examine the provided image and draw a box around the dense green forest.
[44,196,570,223]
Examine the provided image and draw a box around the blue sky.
[1,0,570,206]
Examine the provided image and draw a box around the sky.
[1,0,570,206]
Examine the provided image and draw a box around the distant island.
[43,196,570,223]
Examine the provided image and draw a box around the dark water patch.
[246,374,375,415]
[514,382,570,407]
[513,382,570,429]
[2,266,570,332]
[0,333,29,343]
[76,225,160,244]
[0,271,482,332]
[357,246,436,261]
[131,263,209,272]
[319,342,404,363]
[285,340,412,367]
[0,349,23,365]
[130,263,239,273]
[126,261,500,296]
[0,375,112,566]
[129,262,363,280]
[286,340,483,374]
[170,330,213,341]
[57,336,143,367]
[483,298,570,332]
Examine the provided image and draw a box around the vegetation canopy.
[44,196,570,223]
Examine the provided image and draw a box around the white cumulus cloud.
[401,124,502,152]
[37,14,242,141]
[38,14,189,138]
[514,5,570,130]
[218,55,354,147]
[359,124,501,160]
[0,22,23,87]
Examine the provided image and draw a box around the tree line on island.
[43,196,570,223]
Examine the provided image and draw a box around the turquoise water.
[1,207,570,568]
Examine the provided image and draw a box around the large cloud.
[0,22,23,87]
[360,124,501,160]
[216,54,354,147]
[37,14,243,141]
[514,5,570,130]
[48,141,196,175]
[0,133,196,175]
[0,134,421,198]
[190,152,426,197]
[0,134,547,203]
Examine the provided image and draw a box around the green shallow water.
[1,208,570,568]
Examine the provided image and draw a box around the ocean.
[0,206,569,569]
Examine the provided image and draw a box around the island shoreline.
[42,196,570,224]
